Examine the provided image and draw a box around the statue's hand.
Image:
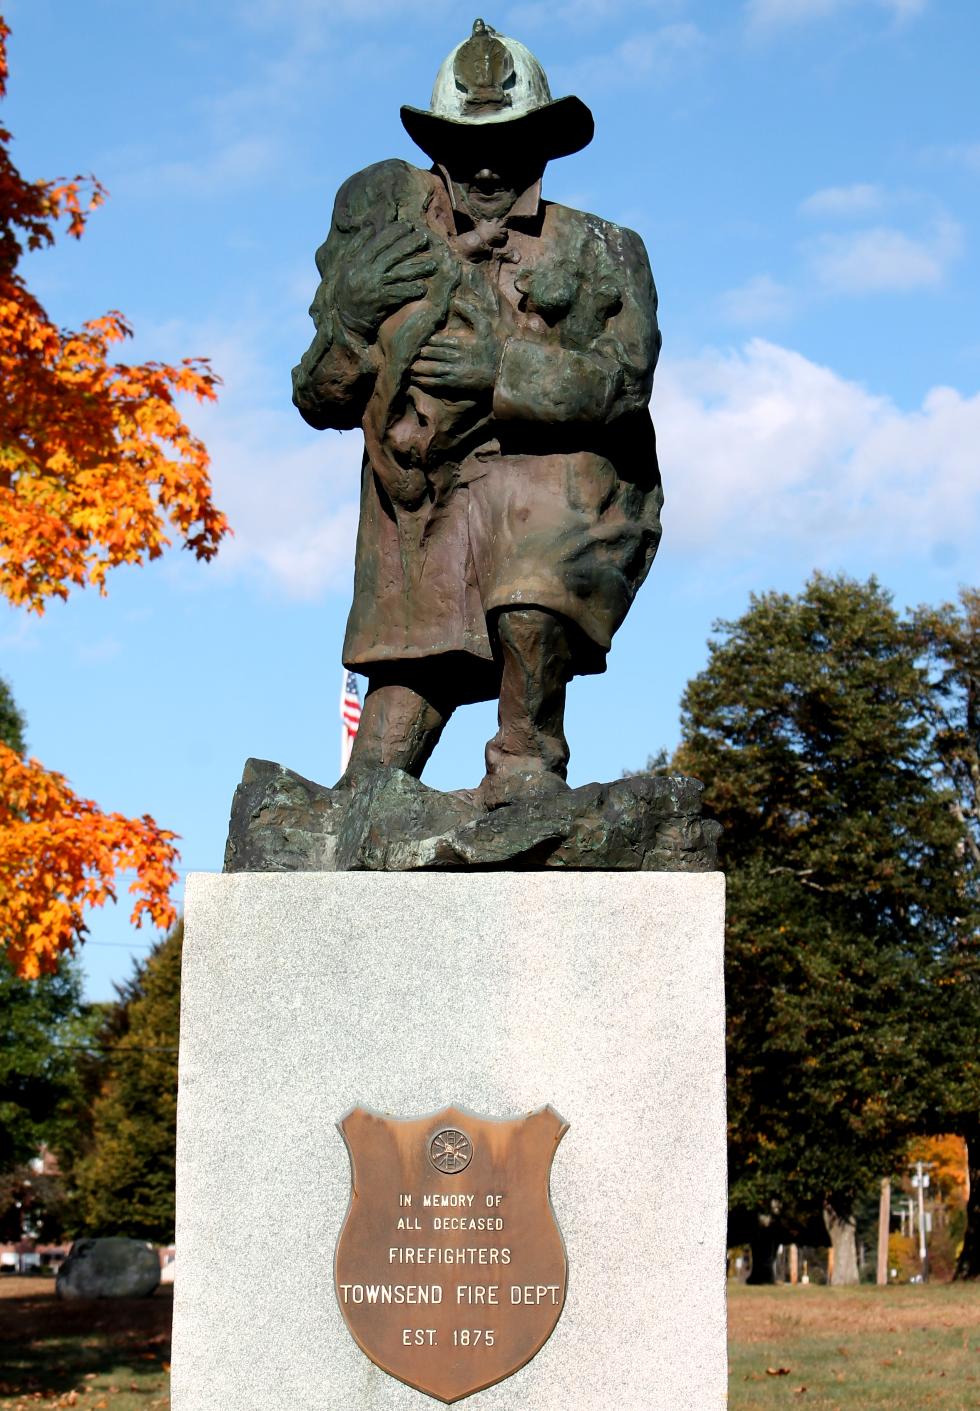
[412,295,500,396]
[335,221,438,339]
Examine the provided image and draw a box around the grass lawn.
[1,1274,978,1407]
[729,1282,980,1410]
[0,1277,170,1411]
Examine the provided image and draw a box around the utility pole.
[876,1178,891,1286]
[913,1161,930,1282]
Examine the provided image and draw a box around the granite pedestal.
[173,872,727,1410]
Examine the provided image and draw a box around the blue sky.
[2,0,978,999]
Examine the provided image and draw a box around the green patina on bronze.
[224,760,719,874]
[227,20,716,870]
[291,19,662,809]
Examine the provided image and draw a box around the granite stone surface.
[173,872,727,1411]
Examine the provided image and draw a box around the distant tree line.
[639,574,978,1282]
[0,12,213,1245]
[0,15,225,982]
[0,575,977,1283]
[0,915,180,1246]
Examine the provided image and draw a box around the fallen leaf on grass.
[793,1388,807,1396]
[766,1367,791,1376]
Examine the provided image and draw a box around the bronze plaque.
[335,1104,568,1403]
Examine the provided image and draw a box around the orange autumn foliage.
[0,742,179,978]
[908,1134,969,1204]
[0,17,225,975]
[0,17,228,611]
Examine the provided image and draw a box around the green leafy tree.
[912,589,980,1279]
[0,1164,72,1245]
[0,672,96,1240]
[71,924,181,1242]
[0,674,25,753]
[675,574,965,1284]
[0,943,94,1246]
[0,947,91,1175]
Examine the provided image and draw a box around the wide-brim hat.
[401,19,594,164]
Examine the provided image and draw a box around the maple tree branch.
[766,865,831,894]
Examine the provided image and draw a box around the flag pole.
[340,669,361,776]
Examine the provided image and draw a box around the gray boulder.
[56,1237,160,1299]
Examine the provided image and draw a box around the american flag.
[340,669,362,772]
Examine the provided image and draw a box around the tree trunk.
[876,1178,891,1286]
[954,1121,980,1280]
[823,1203,860,1286]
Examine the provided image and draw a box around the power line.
[85,941,160,950]
[55,1042,178,1054]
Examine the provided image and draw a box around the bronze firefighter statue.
[293,19,663,807]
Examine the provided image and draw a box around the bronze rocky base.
[223,759,720,873]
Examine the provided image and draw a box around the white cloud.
[200,409,361,600]
[0,612,39,654]
[121,136,280,199]
[953,144,980,173]
[719,275,797,325]
[800,183,887,218]
[655,339,980,563]
[748,0,849,22]
[242,0,453,21]
[157,289,977,602]
[144,316,363,602]
[806,218,962,292]
[746,0,926,30]
[926,141,980,174]
[504,0,687,31]
[76,639,123,665]
[203,338,979,599]
[551,22,704,90]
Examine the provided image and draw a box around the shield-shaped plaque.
[335,1104,568,1403]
